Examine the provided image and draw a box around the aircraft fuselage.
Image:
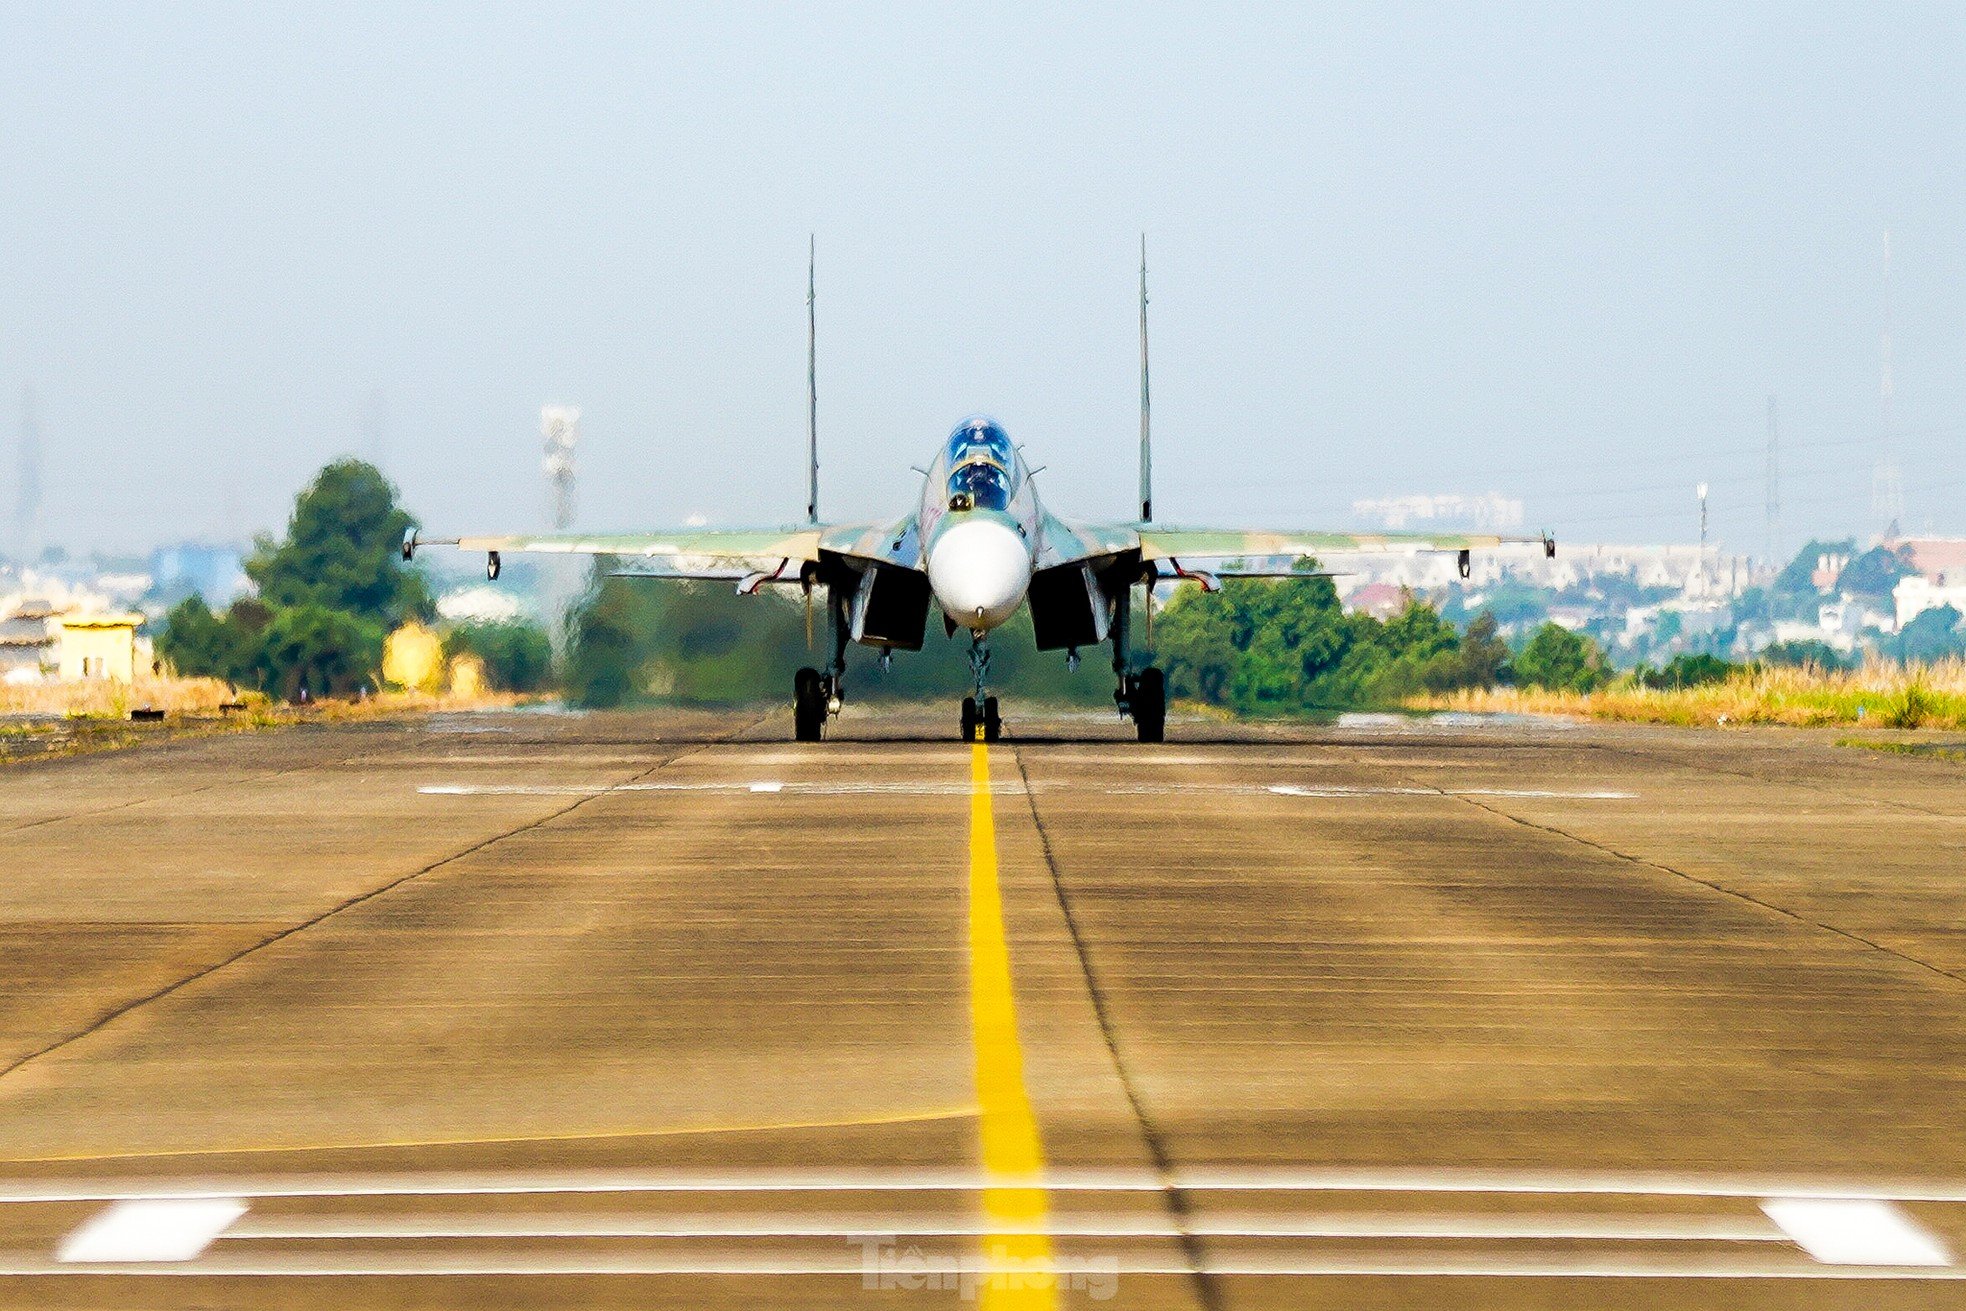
[918,416,1040,633]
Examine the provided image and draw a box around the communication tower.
[542,406,579,530]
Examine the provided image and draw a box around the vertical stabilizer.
[806,235,820,525]
[1138,234,1152,523]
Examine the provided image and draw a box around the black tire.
[794,667,824,742]
[1134,667,1166,743]
[982,696,1002,743]
[960,696,979,742]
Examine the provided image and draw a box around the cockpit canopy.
[945,417,1014,470]
[944,417,1016,512]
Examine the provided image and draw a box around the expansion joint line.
[1009,747,1223,1311]
[0,718,767,1089]
[1453,795,1966,992]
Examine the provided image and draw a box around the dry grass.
[1407,658,1966,729]
[0,675,247,718]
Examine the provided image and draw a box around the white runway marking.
[418,782,1637,800]
[3,1252,1963,1279]
[56,1198,246,1263]
[1761,1199,1951,1266]
[222,1211,1788,1242]
[10,1169,1964,1280]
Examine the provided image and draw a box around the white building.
[1894,575,1966,628]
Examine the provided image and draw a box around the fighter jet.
[406,241,1552,742]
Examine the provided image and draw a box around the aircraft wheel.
[1134,667,1165,743]
[982,696,1002,743]
[794,667,825,742]
[960,696,979,742]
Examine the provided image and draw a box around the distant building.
[1351,492,1524,532]
[1343,582,1409,620]
[1894,575,1966,629]
[436,584,523,625]
[0,598,59,679]
[1888,537,1966,586]
[58,613,144,682]
[1812,552,1851,591]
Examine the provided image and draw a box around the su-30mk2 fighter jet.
[407,242,1554,743]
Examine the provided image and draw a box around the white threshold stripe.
[1761,1199,1952,1266]
[7,1168,1966,1205]
[417,782,1636,800]
[221,1212,1788,1243]
[55,1199,245,1263]
[5,1251,1964,1279]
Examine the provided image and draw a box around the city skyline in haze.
[5,4,1966,560]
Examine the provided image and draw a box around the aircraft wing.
[408,519,920,586]
[1135,527,1549,567]
[1038,518,1551,578]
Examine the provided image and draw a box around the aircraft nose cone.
[928,518,1031,630]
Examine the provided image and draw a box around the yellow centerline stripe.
[968,741,1058,1309]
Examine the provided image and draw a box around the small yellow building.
[382,621,444,692]
[59,614,144,683]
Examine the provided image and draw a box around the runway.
[2,704,1965,1307]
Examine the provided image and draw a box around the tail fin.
[806,235,820,525]
[1138,233,1152,523]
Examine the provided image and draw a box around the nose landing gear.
[962,632,1002,742]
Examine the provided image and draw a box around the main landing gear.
[1120,666,1165,743]
[1110,577,1165,742]
[793,584,851,742]
[962,632,1001,742]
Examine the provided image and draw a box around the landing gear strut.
[1110,575,1166,743]
[792,583,851,743]
[962,632,1001,742]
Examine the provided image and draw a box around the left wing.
[406,518,922,589]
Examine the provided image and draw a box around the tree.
[1773,539,1856,596]
[1892,606,1965,663]
[253,604,386,700]
[1639,652,1735,689]
[445,621,556,693]
[1838,545,1915,600]
[1422,611,1508,691]
[1513,623,1609,692]
[1758,639,1847,671]
[156,596,237,681]
[248,459,430,626]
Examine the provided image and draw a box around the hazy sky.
[5,3,1965,558]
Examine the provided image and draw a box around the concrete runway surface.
[2,704,1965,1308]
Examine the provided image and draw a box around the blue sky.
[4,3,1964,556]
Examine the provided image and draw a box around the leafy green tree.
[1639,652,1736,689]
[248,459,430,626]
[157,596,238,681]
[1757,639,1847,671]
[1773,539,1855,596]
[253,604,386,700]
[1892,606,1964,662]
[1421,611,1509,691]
[444,621,556,693]
[1837,545,1916,600]
[1513,623,1609,692]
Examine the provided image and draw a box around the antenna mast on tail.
[1138,234,1152,523]
[806,235,820,525]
